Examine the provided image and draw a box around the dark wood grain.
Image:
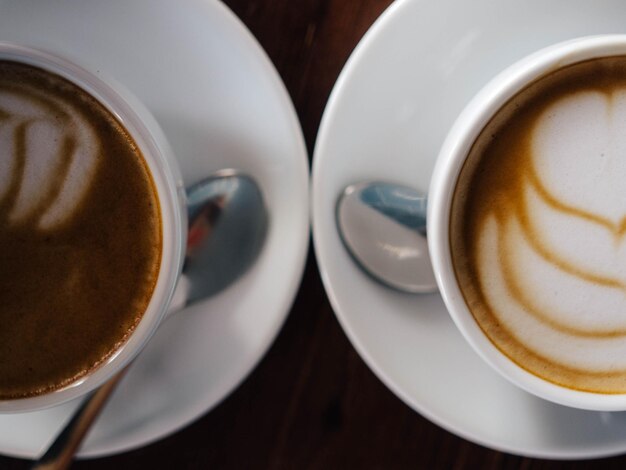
[3,0,626,468]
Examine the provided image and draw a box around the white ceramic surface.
[0,0,309,459]
[313,0,626,459]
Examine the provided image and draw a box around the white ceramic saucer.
[313,0,626,459]
[0,0,309,460]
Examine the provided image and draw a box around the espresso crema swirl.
[451,57,626,393]
[0,77,99,230]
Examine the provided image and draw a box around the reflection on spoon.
[336,181,437,294]
[184,169,268,303]
[33,169,268,470]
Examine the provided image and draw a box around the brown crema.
[451,56,626,393]
[0,61,162,398]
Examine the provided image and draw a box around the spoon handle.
[31,365,129,470]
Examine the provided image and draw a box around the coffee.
[0,61,162,398]
[451,56,626,393]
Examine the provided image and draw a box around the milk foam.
[0,84,99,230]
[475,88,626,375]
[479,216,626,371]
[524,180,626,285]
[533,90,626,226]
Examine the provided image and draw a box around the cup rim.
[0,43,186,413]
[428,34,626,411]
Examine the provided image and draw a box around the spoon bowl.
[184,169,268,303]
[336,181,437,294]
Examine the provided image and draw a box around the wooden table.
[3,1,626,468]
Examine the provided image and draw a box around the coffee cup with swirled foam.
[0,43,185,413]
[429,35,626,410]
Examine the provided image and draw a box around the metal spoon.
[32,169,268,470]
[336,181,437,294]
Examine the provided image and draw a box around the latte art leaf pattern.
[452,57,626,393]
[481,90,626,372]
[0,84,99,231]
[478,215,626,371]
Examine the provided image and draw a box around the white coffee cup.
[0,43,186,413]
[428,34,626,411]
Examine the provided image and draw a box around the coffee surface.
[451,56,626,393]
[0,61,161,398]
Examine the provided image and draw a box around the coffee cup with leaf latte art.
[0,44,184,413]
[430,36,626,410]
